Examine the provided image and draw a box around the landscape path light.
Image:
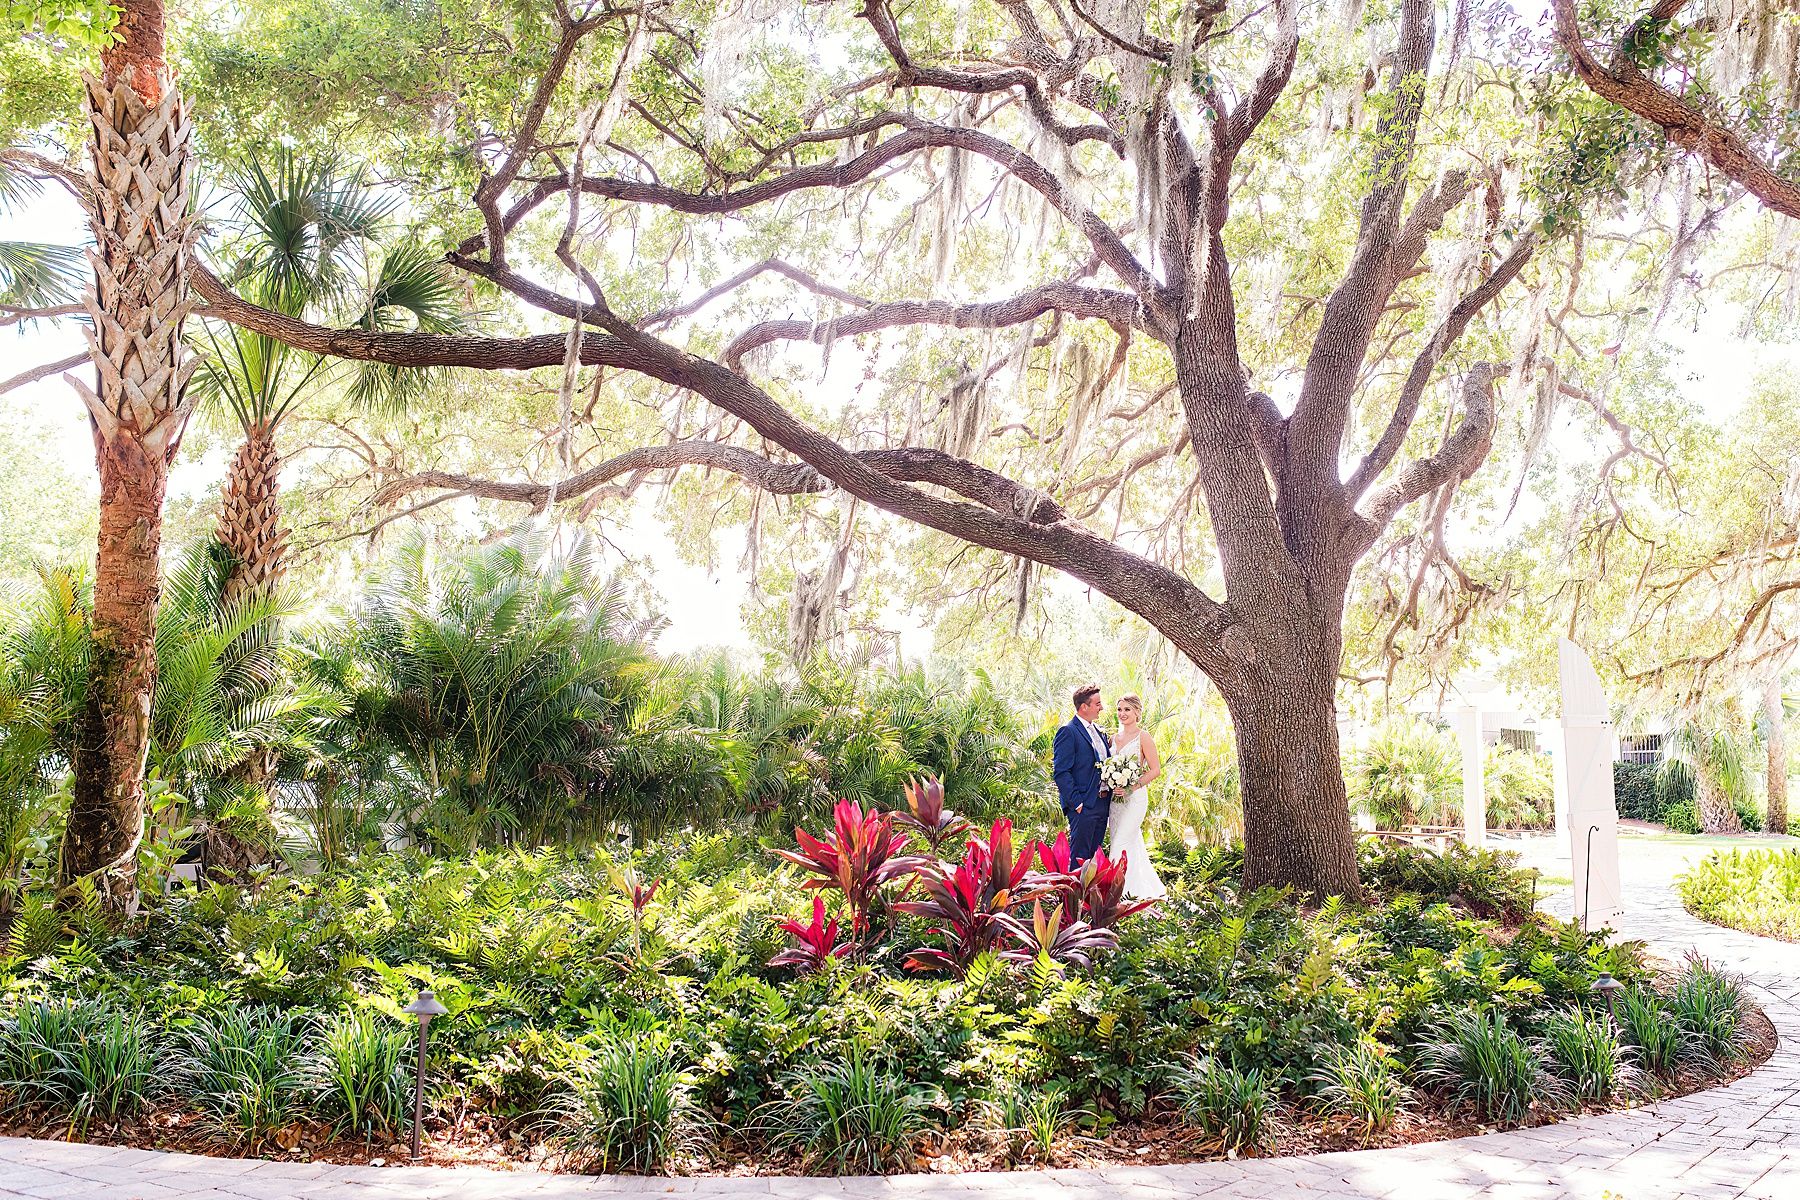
[402,988,448,1161]
[1592,971,1625,1030]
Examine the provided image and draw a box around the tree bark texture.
[1765,679,1789,836]
[60,4,196,908]
[217,423,288,606]
[1695,771,1742,834]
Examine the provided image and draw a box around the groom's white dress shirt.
[1080,717,1107,761]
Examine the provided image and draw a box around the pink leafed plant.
[769,895,853,974]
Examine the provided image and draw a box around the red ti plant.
[1029,836,1159,931]
[1075,848,1161,929]
[607,863,662,962]
[772,798,919,945]
[996,900,1118,970]
[769,895,853,975]
[899,818,1044,975]
[893,775,971,854]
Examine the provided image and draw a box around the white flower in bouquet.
[1098,753,1143,793]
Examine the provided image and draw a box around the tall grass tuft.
[764,1047,936,1174]
[1309,1041,1411,1135]
[307,1009,412,1137]
[0,999,159,1130]
[1617,985,1685,1078]
[1540,1007,1637,1103]
[548,1040,709,1173]
[978,1079,1081,1164]
[1414,1007,1568,1126]
[174,1006,311,1148]
[1167,1054,1273,1152]
[1666,956,1749,1068]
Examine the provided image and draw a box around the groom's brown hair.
[1072,684,1101,708]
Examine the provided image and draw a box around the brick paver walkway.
[1,856,1794,1199]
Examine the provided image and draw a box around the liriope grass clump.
[763,1047,938,1174]
[0,999,160,1131]
[548,1040,710,1174]
[1413,1007,1568,1126]
[1167,1055,1274,1152]
[1309,1041,1411,1135]
[174,1006,312,1148]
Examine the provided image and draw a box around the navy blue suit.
[1053,716,1111,864]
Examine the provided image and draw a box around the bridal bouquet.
[1098,753,1142,793]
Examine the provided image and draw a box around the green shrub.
[1414,1007,1567,1125]
[175,1006,311,1148]
[1679,848,1800,941]
[308,1010,412,1137]
[1612,762,1662,821]
[1733,795,1765,832]
[1357,841,1539,922]
[1540,1007,1635,1103]
[1665,957,1748,1068]
[1308,1041,1410,1135]
[1166,1055,1273,1152]
[765,1047,936,1174]
[0,1000,160,1129]
[1346,717,1461,829]
[1662,799,1701,835]
[549,1041,708,1174]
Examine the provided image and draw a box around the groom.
[1053,684,1112,864]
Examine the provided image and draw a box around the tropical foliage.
[0,831,1744,1174]
[1679,849,1800,942]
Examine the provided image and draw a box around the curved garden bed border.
[0,871,1795,1198]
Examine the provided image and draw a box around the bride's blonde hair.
[1118,693,1143,715]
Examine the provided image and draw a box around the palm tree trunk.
[60,1,196,909]
[1696,771,1743,834]
[1766,679,1789,836]
[217,421,288,606]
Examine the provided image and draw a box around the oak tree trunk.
[1215,616,1361,897]
[1765,679,1789,836]
[60,1,195,909]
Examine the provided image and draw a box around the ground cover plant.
[0,818,1761,1176]
[1679,848,1800,941]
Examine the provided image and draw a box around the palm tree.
[196,152,468,605]
[1661,706,1756,834]
[61,0,197,909]
[313,531,660,851]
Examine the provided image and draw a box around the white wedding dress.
[1105,735,1166,900]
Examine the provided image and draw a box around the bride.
[1107,694,1167,900]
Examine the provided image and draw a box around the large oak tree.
[187,0,1553,895]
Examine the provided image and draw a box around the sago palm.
[196,151,469,605]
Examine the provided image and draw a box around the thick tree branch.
[193,261,1237,675]
[1347,234,1538,499]
[1356,362,1506,539]
[1549,0,1800,219]
[1286,0,1436,489]
[723,281,1154,369]
[0,353,88,398]
[494,117,1157,299]
[376,439,1070,528]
